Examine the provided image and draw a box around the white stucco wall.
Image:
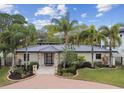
[58,52,110,63]
[16,52,110,66]
[78,53,109,62]
[16,52,41,65]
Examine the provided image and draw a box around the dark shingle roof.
[120,27,124,33]
[16,44,117,53]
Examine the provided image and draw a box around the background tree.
[11,14,27,24]
[99,25,121,67]
[0,30,11,66]
[21,24,37,69]
[9,23,24,67]
[0,13,12,32]
[68,24,88,44]
[51,14,78,44]
[78,25,107,67]
[0,13,27,67]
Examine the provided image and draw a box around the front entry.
[44,53,54,66]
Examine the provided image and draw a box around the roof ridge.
[39,45,60,51]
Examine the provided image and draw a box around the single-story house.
[15,44,118,68]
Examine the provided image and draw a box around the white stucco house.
[15,44,117,69]
[1,27,124,73]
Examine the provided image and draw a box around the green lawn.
[0,67,14,87]
[72,67,124,88]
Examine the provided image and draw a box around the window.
[96,54,101,59]
[24,53,30,61]
[120,34,122,37]
[44,53,54,66]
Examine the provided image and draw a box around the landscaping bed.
[72,67,124,88]
[0,67,15,87]
[9,62,39,80]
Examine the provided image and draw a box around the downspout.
[91,44,94,67]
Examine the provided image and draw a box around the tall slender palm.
[51,14,78,44]
[78,25,107,67]
[21,24,37,69]
[99,25,121,67]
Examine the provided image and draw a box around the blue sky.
[0,4,124,29]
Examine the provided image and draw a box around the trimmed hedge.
[29,62,39,69]
[57,61,93,76]
[77,61,92,69]
[83,61,92,68]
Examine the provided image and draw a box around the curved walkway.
[1,75,120,89]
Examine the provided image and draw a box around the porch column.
[122,57,124,66]
[112,57,115,66]
[54,53,59,73]
[40,53,44,66]
[1,57,4,66]
[38,53,44,66]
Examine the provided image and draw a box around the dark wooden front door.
[44,53,54,66]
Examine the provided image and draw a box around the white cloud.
[96,4,115,18]
[57,4,67,15]
[0,4,20,14]
[73,8,77,11]
[96,13,103,17]
[81,13,87,18]
[0,4,14,13]
[34,6,55,16]
[32,19,51,30]
[96,4,113,13]
[34,4,67,19]
[13,10,20,14]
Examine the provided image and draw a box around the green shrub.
[77,55,86,62]
[67,65,77,74]
[62,44,77,65]
[14,67,25,75]
[13,67,26,78]
[94,61,103,68]
[83,61,92,68]
[57,68,63,76]
[12,62,38,79]
[30,62,39,69]
[77,61,84,69]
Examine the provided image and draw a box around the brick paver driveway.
[1,75,120,89]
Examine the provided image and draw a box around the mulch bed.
[9,72,34,80]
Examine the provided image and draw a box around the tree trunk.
[91,45,94,67]
[109,40,112,67]
[25,43,28,70]
[12,51,15,68]
[0,52,5,66]
[64,31,68,44]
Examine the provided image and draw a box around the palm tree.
[99,25,121,67]
[0,30,11,66]
[0,13,27,67]
[21,24,37,69]
[51,14,78,44]
[78,25,107,67]
[68,24,88,44]
[9,23,24,68]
